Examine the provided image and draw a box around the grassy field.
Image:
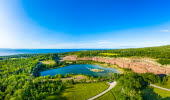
[41,60,56,65]
[153,87,170,98]
[99,53,119,56]
[10,58,18,60]
[142,86,170,100]
[96,89,116,100]
[154,78,170,89]
[97,82,170,100]
[61,75,87,82]
[61,82,109,100]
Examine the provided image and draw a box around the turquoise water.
[40,64,120,77]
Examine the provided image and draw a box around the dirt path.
[87,81,117,100]
[150,84,170,91]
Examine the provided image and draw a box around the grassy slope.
[61,82,108,100]
[155,78,170,89]
[142,86,170,100]
[41,60,56,65]
[96,88,116,100]
[153,87,170,98]
[97,78,170,100]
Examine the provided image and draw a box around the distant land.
[0,49,112,56]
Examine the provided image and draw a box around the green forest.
[0,45,170,100]
[65,45,170,65]
[0,54,66,100]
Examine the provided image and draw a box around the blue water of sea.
[0,49,110,56]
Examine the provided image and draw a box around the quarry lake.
[40,64,120,77]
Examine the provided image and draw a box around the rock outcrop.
[62,55,170,74]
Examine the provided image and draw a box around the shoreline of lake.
[40,64,120,77]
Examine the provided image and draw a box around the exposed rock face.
[62,55,170,74]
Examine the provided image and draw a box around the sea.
[0,49,110,56]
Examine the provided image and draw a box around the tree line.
[65,45,170,65]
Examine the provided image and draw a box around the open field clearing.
[41,60,56,65]
[61,82,109,100]
[96,89,116,100]
[99,53,119,56]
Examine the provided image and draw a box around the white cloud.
[160,30,170,32]
[97,41,113,44]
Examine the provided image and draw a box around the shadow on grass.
[142,87,170,100]
[45,85,76,100]
[63,85,76,93]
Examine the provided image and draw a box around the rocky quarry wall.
[62,55,170,74]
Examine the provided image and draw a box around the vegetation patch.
[99,53,119,56]
[61,75,88,82]
[60,82,109,100]
[10,58,18,60]
[142,87,170,100]
[96,88,116,100]
[41,60,56,65]
[153,87,170,98]
[157,59,170,65]
[154,77,170,89]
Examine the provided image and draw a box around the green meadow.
[99,53,119,56]
[61,82,108,100]
[96,89,116,100]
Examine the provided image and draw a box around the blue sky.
[0,0,170,48]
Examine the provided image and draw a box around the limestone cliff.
[62,55,170,74]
